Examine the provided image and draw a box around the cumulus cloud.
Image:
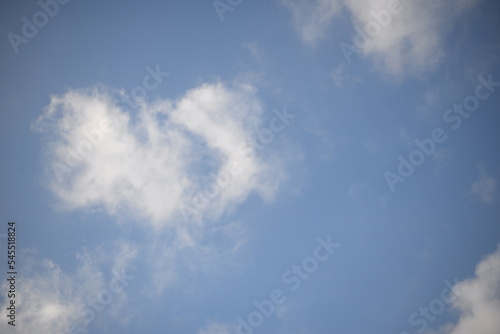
[31,81,294,230]
[470,162,497,204]
[31,79,299,299]
[427,246,500,334]
[0,241,137,334]
[282,0,481,75]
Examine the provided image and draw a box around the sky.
[0,0,499,333]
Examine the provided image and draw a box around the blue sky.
[1,0,500,333]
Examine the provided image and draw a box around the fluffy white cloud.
[343,0,480,75]
[282,0,481,75]
[32,81,294,230]
[427,246,500,334]
[0,241,137,334]
[31,80,299,299]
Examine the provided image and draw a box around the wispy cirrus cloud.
[281,0,343,45]
[198,321,237,334]
[469,162,497,204]
[282,0,482,75]
[243,42,264,61]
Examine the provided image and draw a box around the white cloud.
[32,81,294,230]
[343,0,481,75]
[146,221,250,296]
[198,321,237,334]
[32,80,299,297]
[282,0,482,75]
[427,246,500,334]
[470,162,497,204]
[243,42,264,61]
[281,0,343,45]
[0,241,137,334]
[330,64,345,87]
